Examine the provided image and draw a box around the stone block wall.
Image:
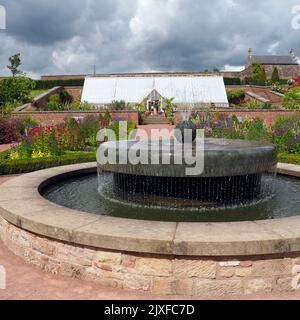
[0,216,299,297]
[262,65,300,79]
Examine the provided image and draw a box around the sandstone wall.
[0,216,299,296]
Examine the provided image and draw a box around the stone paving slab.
[174,221,290,256]
[277,163,300,177]
[73,216,177,254]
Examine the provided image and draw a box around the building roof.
[81,75,229,107]
[252,55,298,65]
[41,71,213,81]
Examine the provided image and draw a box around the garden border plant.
[0,151,96,175]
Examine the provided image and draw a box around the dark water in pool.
[41,173,300,222]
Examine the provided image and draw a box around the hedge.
[243,78,289,87]
[223,78,242,86]
[34,79,84,90]
[277,153,300,165]
[0,151,96,175]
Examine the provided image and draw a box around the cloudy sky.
[0,0,300,78]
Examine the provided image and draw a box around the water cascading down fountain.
[97,121,277,206]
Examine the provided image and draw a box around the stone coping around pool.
[1,162,300,257]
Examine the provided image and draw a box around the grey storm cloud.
[0,0,300,77]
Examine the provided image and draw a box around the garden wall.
[33,86,63,109]
[65,86,83,101]
[174,110,299,127]
[0,215,299,296]
[12,111,140,126]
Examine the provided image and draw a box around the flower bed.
[189,112,300,164]
[7,114,113,160]
[190,112,270,142]
[0,113,136,174]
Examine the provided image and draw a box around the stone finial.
[248,48,253,60]
[290,48,296,61]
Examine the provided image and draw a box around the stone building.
[245,48,300,79]
[222,49,300,80]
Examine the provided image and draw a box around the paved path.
[136,124,174,140]
[1,177,300,300]
[0,144,13,153]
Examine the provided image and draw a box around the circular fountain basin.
[98,139,277,204]
[1,163,300,296]
[98,138,277,177]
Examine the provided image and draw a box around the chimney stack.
[290,48,296,61]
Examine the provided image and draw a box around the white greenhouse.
[81,74,229,110]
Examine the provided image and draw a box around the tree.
[7,53,24,77]
[251,62,267,83]
[0,54,35,115]
[163,98,176,123]
[271,67,280,83]
[0,77,35,106]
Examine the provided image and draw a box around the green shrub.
[19,116,40,129]
[246,100,272,110]
[0,151,96,175]
[0,77,35,113]
[60,90,72,105]
[271,67,280,83]
[246,118,269,141]
[271,115,300,153]
[250,62,267,83]
[164,98,176,123]
[278,153,300,165]
[283,87,300,110]
[227,90,245,104]
[108,121,137,140]
[111,100,129,110]
[46,94,63,111]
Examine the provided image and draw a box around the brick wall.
[41,75,86,80]
[65,86,83,101]
[13,111,140,125]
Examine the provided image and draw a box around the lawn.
[30,89,48,99]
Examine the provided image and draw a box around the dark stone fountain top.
[97,138,277,178]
